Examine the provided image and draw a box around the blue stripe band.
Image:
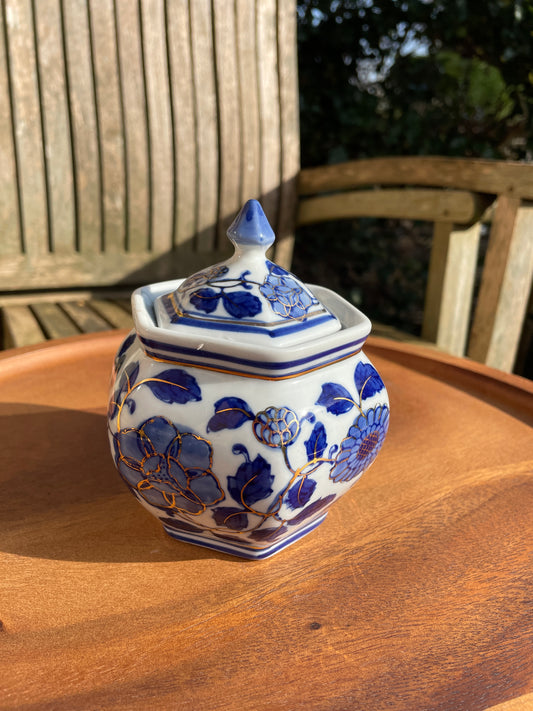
[140,335,367,372]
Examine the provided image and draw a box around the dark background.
[292,0,533,367]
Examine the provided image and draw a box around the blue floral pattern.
[329,406,389,482]
[252,406,300,447]
[185,268,263,320]
[316,361,390,483]
[114,417,224,514]
[108,332,388,552]
[108,349,224,516]
[176,260,318,323]
[260,262,316,319]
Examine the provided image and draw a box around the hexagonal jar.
[107,200,389,559]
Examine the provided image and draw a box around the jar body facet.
[107,331,389,558]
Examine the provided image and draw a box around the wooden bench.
[297,157,533,374]
[1,1,532,376]
[0,0,298,344]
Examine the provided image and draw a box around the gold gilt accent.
[145,349,361,381]
[166,290,328,327]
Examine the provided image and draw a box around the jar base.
[162,513,327,560]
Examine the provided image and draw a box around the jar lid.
[153,200,341,347]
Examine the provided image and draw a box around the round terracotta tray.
[1,331,532,710]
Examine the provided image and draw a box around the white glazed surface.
[107,331,389,558]
[107,200,389,558]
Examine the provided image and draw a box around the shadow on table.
[0,403,240,564]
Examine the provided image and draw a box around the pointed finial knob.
[227,199,275,251]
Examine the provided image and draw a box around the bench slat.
[6,0,48,256]
[0,4,22,257]
[166,0,195,251]
[422,221,481,356]
[90,0,126,253]
[141,0,173,253]
[469,200,533,371]
[61,301,112,333]
[299,157,533,199]
[63,0,101,254]
[35,0,75,255]
[297,189,480,226]
[2,305,45,348]
[90,299,133,329]
[257,0,281,224]
[213,0,241,246]
[32,302,80,339]
[115,0,149,253]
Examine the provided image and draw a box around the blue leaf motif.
[249,525,288,542]
[108,401,119,420]
[212,507,249,531]
[146,369,201,404]
[118,331,136,356]
[286,477,317,510]
[267,261,288,276]
[316,382,355,415]
[207,397,254,432]
[305,422,327,461]
[159,517,205,534]
[114,332,136,371]
[110,360,140,419]
[190,288,220,313]
[287,494,336,526]
[227,454,274,506]
[354,362,385,400]
[124,361,139,389]
[221,291,262,318]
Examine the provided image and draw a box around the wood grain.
[31,301,79,339]
[140,0,173,254]
[235,0,260,206]
[0,0,299,289]
[0,1,21,256]
[34,0,75,255]
[115,0,149,253]
[62,0,101,255]
[298,156,533,199]
[297,188,479,225]
[166,0,196,251]
[422,221,481,355]
[1,304,44,347]
[468,195,520,365]
[257,0,281,225]
[189,0,218,253]
[296,156,533,373]
[4,0,48,256]
[469,200,533,371]
[0,332,531,710]
[212,0,241,246]
[273,0,300,270]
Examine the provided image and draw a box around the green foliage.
[297,0,533,165]
[294,1,533,337]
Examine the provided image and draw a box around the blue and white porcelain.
[107,200,389,559]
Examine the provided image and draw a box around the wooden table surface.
[1,331,532,711]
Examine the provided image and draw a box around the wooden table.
[1,331,532,711]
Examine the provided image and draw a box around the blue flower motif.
[220,290,262,318]
[252,406,300,447]
[182,264,228,290]
[189,287,220,313]
[260,262,315,319]
[114,416,224,515]
[329,405,390,483]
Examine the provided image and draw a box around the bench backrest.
[298,157,533,372]
[0,0,299,292]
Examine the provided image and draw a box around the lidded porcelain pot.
[107,200,389,559]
